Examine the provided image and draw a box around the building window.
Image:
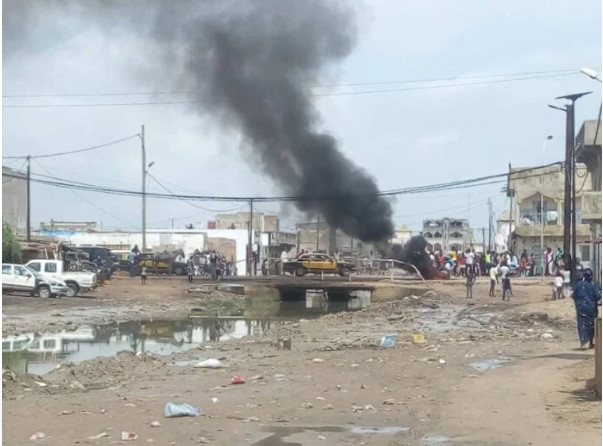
[581,245,591,263]
[424,232,433,238]
[434,232,442,238]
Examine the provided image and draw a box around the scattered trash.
[317,435,326,440]
[88,432,109,440]
[150,421,161,427]
[231,375,246,385]
[34,381,47,387]
[438,359,447,365]
[245,416,260,422]
[382,399,395,405]
[380,334,398,348]
[350,363,359,368]
[351,426,410,434]
[360,384,366,389]
[211,397,219,403]
[194,358,224,369]
[469,358,510,372]
[316,396,326,401]
[299,402,313,409]
[250,375,263,381]
[164,402,201,418]
[412,333,426,344]
[540,333,554,340]
[312,358,325,363]
[60,410,74,415]
[363,404,376,411]
[29,432,46,441]
[323,404,334,410]
[193,436,209,443]
[121,432,138,441]
[101,408,108,414]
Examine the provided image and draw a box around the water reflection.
[2,318,272,375]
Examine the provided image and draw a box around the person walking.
[187,256,195,283]
[553,273,563,300]
[571,268,602,349]
[261,258,268,276]
[466,266,476,299]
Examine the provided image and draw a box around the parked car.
[283,253,356,277]
[25,259,96,297]
[2,263,69,298]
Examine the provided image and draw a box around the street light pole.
[550,92,591,282]
[141,125,147,252]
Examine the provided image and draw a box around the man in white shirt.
[279,249,288,275]
[489,264,498,297]
[465,249,475,276]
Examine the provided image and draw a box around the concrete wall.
[2,167,27,232]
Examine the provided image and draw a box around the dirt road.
[2,276,600,445]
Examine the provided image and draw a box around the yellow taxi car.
[283,253,355,277]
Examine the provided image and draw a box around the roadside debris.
[164,402,201,418]
[150,421,161,427]
[194,358,224,368]
[29,432,46,441]
[380,334,397,348]
[231,375,246,385]
[299,402,313,409]
[121,432,138,441]
[88,432,109,440]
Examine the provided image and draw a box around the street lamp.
[549,92,592,282]
[581,67,602,83]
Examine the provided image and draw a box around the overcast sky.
[3,1,601,239]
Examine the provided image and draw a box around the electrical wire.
[2,73,581,108]
[2,134,140,159]
[32,158,140,230]
[146,172,250,212]
[2,161,563,203]
[4,67,596,99]
[2,158,29,183]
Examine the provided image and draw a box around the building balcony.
[516,211,559,227]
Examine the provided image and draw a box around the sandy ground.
[2,275,601,445]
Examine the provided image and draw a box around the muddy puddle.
[468,357,510,372]
[2,298,365,375]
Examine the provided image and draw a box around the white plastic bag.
[164,402,201,418]
[194,358,224,368]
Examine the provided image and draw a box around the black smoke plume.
[4,0,394,242]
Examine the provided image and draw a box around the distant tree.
[2,222,22,263]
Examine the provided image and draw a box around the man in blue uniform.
[571,268,602,349]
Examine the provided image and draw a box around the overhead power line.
[3,67,595,99]
[2,134,140,159]
[2,161,563,203]
[2,72,583,109]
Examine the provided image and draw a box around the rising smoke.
[4,0,394,243]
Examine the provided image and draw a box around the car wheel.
[295,267,306,277]
[65,283,79,297]
[37,285,51,299]
[339,267,350,277]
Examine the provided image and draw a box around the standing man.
[500,261,511,301]
[280,249,288,275]
[489,263,498,297]
[571,269,602,349]
[187,256,195,283]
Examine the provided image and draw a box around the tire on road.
[65,282,79,297]
[37,285,51,299]
[295,267,306,277]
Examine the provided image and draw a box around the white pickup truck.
[26,259,97,297]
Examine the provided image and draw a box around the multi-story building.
[576,119,602,283]
[504,163,593,263]
[2,166,27,233]
[295,222,375,257]
[422,218,473,253]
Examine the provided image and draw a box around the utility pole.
[549,92,591,282]
[487,198,493,251]
[316,214,320,252]
[248,199,254,276]
[507,163,514,252]
[26,155,31,242]
[141,125,147,253]
[481,227,485,250]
